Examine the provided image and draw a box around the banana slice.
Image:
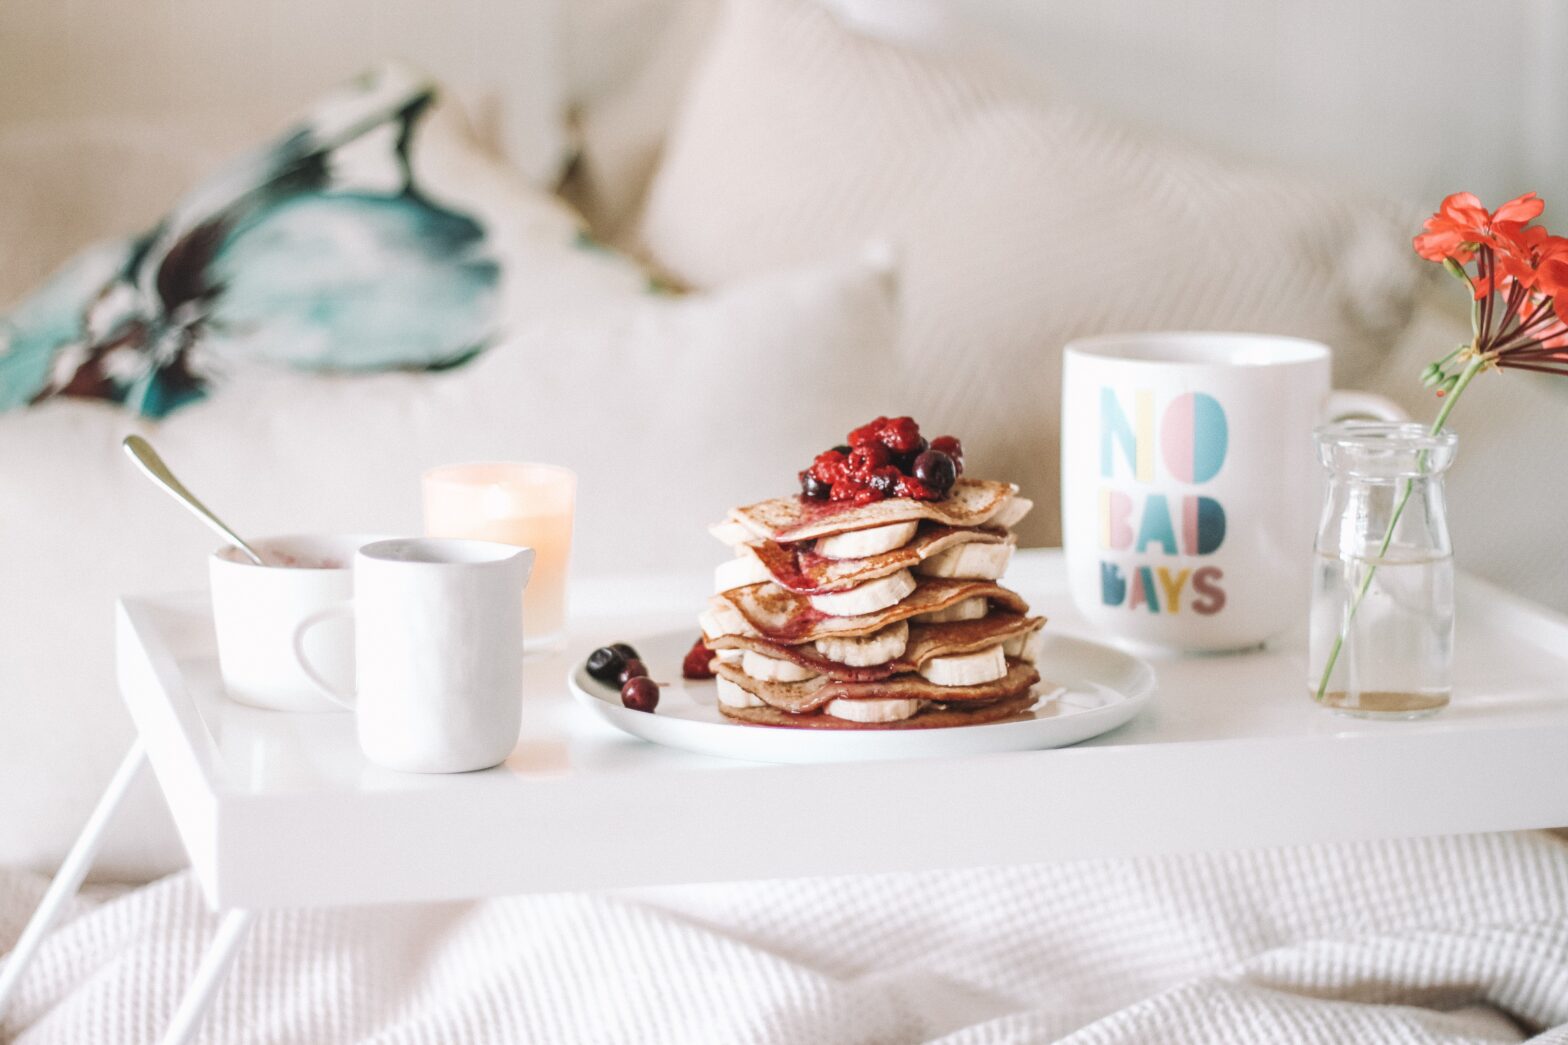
[708,519,754,546]
[917,540,1014,580]
[714,552,772,593]
[1003,629,1044,664]
[919,644,1008,686]
[740,649,819,682]
[808,569,916,616]
[914,596,989,624]
[815,521,918,559]
[716,677,767,708]
[714,648,744,664]
[823,697,922,722]
[701,600,755,640]
[814,620,909,666]
[991,497,1034,530]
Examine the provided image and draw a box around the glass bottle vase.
[1308,421,1457,718]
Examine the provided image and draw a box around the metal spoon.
[122,435,267,566]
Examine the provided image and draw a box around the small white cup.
[210,534,389,712]
[293,538,535,774]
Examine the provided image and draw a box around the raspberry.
[846,443,891,479]
[929,435,964,475]
[810,449,849,484]
[878,416,923,454]
[682,637,716,680]
[896,474,941,501]
[830,479,865,501]
[847,417,889,448]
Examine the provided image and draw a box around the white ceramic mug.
[210,533,390,712]
[294,538,535,773]
[1061,333,1403,651]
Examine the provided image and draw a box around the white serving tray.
[116,550,1568,912]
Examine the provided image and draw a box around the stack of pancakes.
[700,479,1046,729]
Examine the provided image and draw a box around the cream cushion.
[0,114,896,880]
[636,0,1426,548]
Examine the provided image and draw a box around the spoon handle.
[122,436,268,566]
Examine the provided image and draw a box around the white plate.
[568,629,1156,764]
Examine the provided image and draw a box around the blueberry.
[800,470,831,500]
[831,444,851,456]
[913,449,956,493]
[867,469,899,496]
[586,646,626,682]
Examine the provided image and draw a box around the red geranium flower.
[1413,191,1545,264]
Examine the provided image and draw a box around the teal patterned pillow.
[0,65,500,418]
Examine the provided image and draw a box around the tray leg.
[0,737,148,1021]
[159,908,254,1045]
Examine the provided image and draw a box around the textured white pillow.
[0,120,896,880]
[636,0,1426,546]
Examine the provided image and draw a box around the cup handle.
[1324,389,1406,423]
[292,603,356,708]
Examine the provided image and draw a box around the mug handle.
[1324,390,1406,423]
[292,603,357,709]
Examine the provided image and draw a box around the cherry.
[610,642,641,662]
[913,450,956,494]
[929,435,963,475]
[618,658,649,684]
[621,676,660,712]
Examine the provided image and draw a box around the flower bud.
[1443,257,1469,282]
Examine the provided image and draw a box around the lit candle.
[422,463,576,650]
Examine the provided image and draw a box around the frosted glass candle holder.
[422,463,576,651]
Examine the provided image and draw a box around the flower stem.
[1311,354,1484,703]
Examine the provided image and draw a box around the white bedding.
[4,831,1566,1043]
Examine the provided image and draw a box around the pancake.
[706,577,1031,644]
[730,479,1018,543]
[713,658,1040,714]
[708,613,1046,682]
[746,524,1013,594]
[717,690,1040,730]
